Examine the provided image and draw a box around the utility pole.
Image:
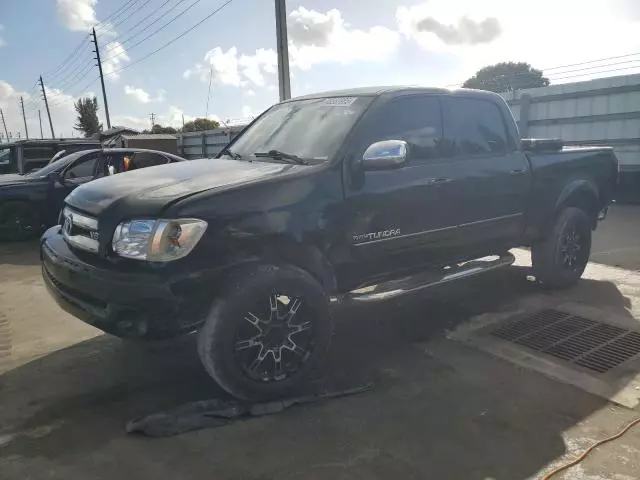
[39,76,55,138]
[38,110,44,138]
[275,0,291,101]
[0,108,9,140]
[182,114,185,130]
[91,28,111,129]
[19,97,29,139]
[149,113,156,129]
[205,68,213,118]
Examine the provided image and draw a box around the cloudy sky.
[1,0,639,139]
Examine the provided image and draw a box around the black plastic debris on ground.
[126,383,374,437]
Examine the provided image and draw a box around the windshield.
[25,150,89,177]
[225,96,373,162]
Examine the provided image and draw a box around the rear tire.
[531,207,592,288]
[197,264,333,401]
[0,201,40,241]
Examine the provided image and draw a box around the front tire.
[532,207,592,288]
[197,264,333,400]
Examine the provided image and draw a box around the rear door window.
[442,97,509,156]
[129,152,170,169]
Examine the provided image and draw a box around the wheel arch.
[554,179,599,229]
[215,235,338,294]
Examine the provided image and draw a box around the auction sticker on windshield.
[322,97,357,106]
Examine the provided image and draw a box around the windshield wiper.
[220,148,242,160]
[254,150,309,165]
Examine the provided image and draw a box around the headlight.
[112,218,207,262]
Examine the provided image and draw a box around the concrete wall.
[178,126,246,159]
[500,74,640,169]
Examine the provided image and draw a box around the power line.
[547,64,640,82]
[109,0,156,30]
[50,67,98,99]
[105,0,188,51]
[543,59,640,77]
[542,52,640,72]
[94,0,140,31]
[43,36,91,78]
[46,50,95,89]
[102,0,205,63]
[446,55,640,88]
[105,0,235,76]
[53,60,97,92]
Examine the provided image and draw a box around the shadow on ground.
[0,240,41,267]
[0,266,635,480]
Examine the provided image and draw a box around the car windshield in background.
[225,96,373,163]
[25,151,88,178]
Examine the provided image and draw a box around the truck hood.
[0,174,28,186]
[65,157,303,217]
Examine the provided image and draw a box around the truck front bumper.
[41,226,209,339]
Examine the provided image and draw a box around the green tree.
[73,96,103,137]
[181,117,220,132]
[462,62,549,93]
[142,124,178,134]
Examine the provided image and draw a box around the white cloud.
[184,8,400,89]
[184,46,277,89]
[124,85,150,103]
[244,89,256,97]
[0,24,5,48]
[239,49,277,86]
[101,41,130,81]
[287,7,400,70]
[241,105,253,118]
[56,0,98,32]
[184,47,242,86]
[396,1,640,84]
[123,85,165,104]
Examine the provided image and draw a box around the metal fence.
[178,125,247,159]
[500,74,640,170]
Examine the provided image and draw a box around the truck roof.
[286,86,503,102]
[0,139,99,147]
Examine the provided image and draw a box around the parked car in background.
[0,139,100,175]
[41,87,617,401]
[0,148,185,241]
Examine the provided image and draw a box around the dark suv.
[0,139,100,175]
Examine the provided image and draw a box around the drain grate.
[489,309,640,374]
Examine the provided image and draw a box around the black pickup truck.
[41,87,618,400]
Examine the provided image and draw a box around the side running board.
[343,252,515,303]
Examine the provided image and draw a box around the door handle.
[509,169,526,176]
[426,177,452,184]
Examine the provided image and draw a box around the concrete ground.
[1,206,640,479]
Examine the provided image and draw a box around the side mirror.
[361,140,407,170]
[49,172,64,184]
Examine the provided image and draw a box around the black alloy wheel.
[558,218,589,272]
[234,293,315,382]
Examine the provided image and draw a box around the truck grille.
[62,207,99,253]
